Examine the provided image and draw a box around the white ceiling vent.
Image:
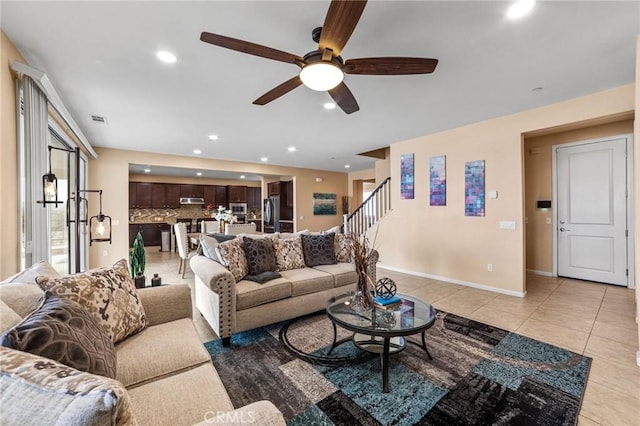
[90,115,107,125]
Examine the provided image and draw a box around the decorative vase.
[350,273,374,312]
[219,220,226,233]
[134,271,146,289]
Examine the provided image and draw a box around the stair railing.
[344,177,391,237]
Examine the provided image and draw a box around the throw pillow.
[244,271,282,284]
[0,293,117,378]
[0,346,136,425]
[1,260,60,285]
[242,237,276,276]
[334,233,352,263]
[217,238,249,282]
[36,259,147,344]
[199,234,221,263]
[272,236,306,271]
[301,233,337,267]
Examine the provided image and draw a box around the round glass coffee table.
[326,293,437,393]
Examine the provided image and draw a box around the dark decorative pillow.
[0,293,117,378]
[243,237,276,276]
[301,233,337,267]
[244,271,282,284]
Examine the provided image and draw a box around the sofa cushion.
[115,318,211,388]
[312,263,358,288]
[278,268,334,297]
[1,260,60,285]
[273,236,306,271]
[0,346,136,426]
[0,300,22,334]
[301,233,337,267]
[127,363,233,426]
[36,259,148,344]
[235,278,292,310]
[334,233,351,263]
[243,237,276,275]
[1,294,117,378]
[0,282,44,317]
[217,238,248,282]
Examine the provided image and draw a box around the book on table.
[373,295,402,309]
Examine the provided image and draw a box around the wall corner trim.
[377,263,527,298]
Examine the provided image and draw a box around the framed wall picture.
[313,193,337,215]
[429,155,446,206]
[465,160,485,216]
[400,153,415,200]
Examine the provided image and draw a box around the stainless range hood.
[179,197,205,205]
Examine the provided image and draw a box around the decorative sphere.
[375,278,397,299]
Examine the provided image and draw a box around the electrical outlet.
[487,263,493,272]
[545,217,552,225]
[499,221,516,230]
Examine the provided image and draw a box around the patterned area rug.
[205,311,591,425]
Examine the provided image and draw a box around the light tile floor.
[145,248,640,426]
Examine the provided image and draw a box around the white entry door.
[556,137,628,286]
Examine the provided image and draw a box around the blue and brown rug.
[205,311,591,425]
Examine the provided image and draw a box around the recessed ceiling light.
[208,134,219,141]
[288,146,296,152]
[156,50,177,64]
[240,175,246,179]
[196,172,202,176]
[344,164,351,169]
[507,0,535,19]
[323,102,337,110]
[261,157,268,162]
[143,168,151,173]
[193,149,202,155]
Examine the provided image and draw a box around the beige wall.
[375,147,391,185]
[0,31,26,277]
[89,148,348,268]
[375,84,635,296]
[348,168,375,212]
[524,119,634,273]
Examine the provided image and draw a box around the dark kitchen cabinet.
[227,185,247,203]
[285,181,293,209]
[203,185,215,207]
[129,182,153,209]
[279,181,293,220]
[215,185,227,208]
[279,221,294,233]
[268,181,281,196]
[248,219,262,232]
[151,184,166,209]
[164,184,180,208]
[247,187,261,212]
[129,223,171,247]
[179,184,204,198]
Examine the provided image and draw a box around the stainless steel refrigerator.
[263,196,280,233]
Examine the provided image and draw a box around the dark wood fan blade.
[253,76,303,105]
[328,82,359,114]
[319,0,367,57]
[344,57,439,75]
[200,32,304,65]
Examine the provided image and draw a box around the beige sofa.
[0,279,284,425]
[189,234,377,345]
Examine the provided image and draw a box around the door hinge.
[626,269,629,276]
[626,230,629,237]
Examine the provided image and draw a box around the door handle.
[559,220,566,224]
[559,227,571,232]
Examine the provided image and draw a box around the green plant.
[130,231,146,278]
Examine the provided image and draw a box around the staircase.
[344,177,391,237]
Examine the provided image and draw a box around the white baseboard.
[378,263,527,298]
[526,269,554,277]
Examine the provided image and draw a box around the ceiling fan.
[200,0,438,114]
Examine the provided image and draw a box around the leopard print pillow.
[36,259,147,344]
[217,238,249,282]
[273,236,306,271]
[334,233,352,263]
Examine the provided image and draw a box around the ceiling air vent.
[90,115,107,124]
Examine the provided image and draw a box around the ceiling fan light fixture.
[300,62,344,91]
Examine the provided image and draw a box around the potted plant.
[130,231,146,288]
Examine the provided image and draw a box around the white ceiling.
[2,1,638,174]
[129,164,263,181]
